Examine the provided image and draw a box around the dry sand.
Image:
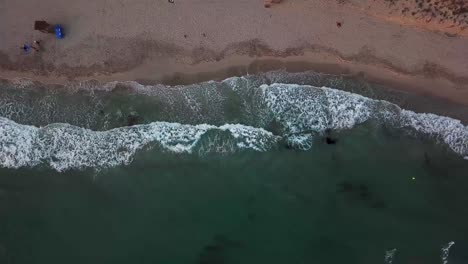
[1,0,468,106]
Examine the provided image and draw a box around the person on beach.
[21,43,39,53]
[21,44,32,53]
[20,44,31,53]
[33,40,41,51]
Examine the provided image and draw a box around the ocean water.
[0,72,467,263]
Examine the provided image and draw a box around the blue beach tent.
[54,25,64,39]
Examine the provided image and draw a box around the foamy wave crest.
[1,78,467,171]
[218,124,279,151]
[441,241,455,264]
[285,134,314,151]
[260,83,398,133]
[258,83,468,158]
[0,118,278,172]
[400,111,468,158]
[384,248,397,264]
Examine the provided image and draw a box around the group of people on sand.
[21,40,41,54]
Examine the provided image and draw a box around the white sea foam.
[0,118,277,172]
[6,78,36,89]
[260,84,328,134]
[259,83,468,157]
[219,124,279,152]
[399,111,468,157]
[286,134,314,151]
[1,79,467,172]
[323,87,375,129]
[259,83,388,134]
[384,248,397,264]
[441,241,455,264]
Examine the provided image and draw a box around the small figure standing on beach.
[20,44,38,53]
[21,44,31,53]
[21,42,39,54]
[33,40,41,51]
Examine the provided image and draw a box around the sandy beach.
[1,0,468,106]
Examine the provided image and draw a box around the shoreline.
[1,0,468,121]
[2,57,468,125]
[1,69,468,161]
[2,49,468,104]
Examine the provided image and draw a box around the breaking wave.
[0,76,467,171]
[260,83,467,157]
[0,118,279,172]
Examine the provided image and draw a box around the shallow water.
[0,72,467,263]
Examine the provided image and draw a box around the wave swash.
[1,77,467,171]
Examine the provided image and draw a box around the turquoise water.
[0,72,467,263]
